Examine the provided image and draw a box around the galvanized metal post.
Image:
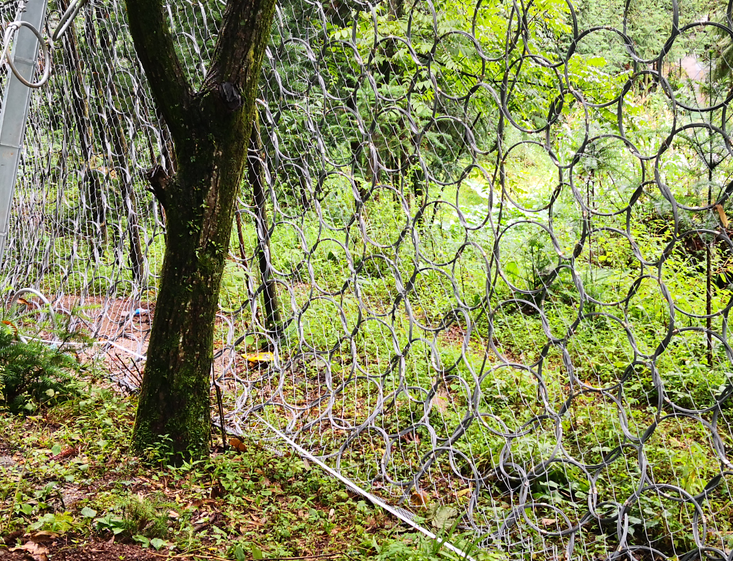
[0,0,49,265]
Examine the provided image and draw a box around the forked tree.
[124,0,277,460]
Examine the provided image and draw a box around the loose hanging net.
[3,0,733,558]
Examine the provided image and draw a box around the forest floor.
[0,367,478,561]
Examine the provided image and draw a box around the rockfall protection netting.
[3,0,733,557]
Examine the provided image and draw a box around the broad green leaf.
[133,535,150,548]
[20,503,34,515]
[432,505,459,529]
[80,507,97,518]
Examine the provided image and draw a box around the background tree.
[124,0,278,460]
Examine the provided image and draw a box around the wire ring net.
[2,0,733,558]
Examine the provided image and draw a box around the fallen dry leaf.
[411,489,430,507]
[10,541,50,561]
[50,446,78,461]
[26,532,58,543]
[431,388,451,413]
[1,320,18,336]
[245,352,274,365]
[715,204,729,228]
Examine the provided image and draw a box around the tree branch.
[123,0,193,140]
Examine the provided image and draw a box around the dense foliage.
[3,0,733,558]
[0,325,79,414]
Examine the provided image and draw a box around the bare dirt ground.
[39,294,154,392]
[1,538,160,561]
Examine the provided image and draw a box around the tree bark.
[126,0,278,460]
[248,114,282,334]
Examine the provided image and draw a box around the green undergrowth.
[0,369,498,560]
[0,326,81,414]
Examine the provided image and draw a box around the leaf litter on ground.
[0,369,488,561]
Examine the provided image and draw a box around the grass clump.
[119,494,173,540]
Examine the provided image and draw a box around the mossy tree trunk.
[125,0,277,460]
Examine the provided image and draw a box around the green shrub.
[0,324,79,414]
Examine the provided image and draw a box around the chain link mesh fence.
[2,0,733,557]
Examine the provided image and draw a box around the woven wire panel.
[2,0,733,557]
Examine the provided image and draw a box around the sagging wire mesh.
[1,0,167,366]
[2,0,733,558]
